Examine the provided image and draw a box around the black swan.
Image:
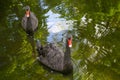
[21,6,38,35]
[36,34,73,74]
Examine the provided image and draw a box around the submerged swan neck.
[36,40,41,48]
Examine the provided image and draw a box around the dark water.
[0,0,120,80]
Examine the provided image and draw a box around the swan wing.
[38,44,64,71]
[21,16,27,30]
[30,12,38,30]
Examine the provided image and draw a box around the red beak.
[26,10,30,17]
[68,38,72,47]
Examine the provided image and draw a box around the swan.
[36,34,73,74]
[21,6,38,36]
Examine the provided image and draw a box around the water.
[46,10,73,43]
[0,0,120,80]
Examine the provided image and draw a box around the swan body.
[36,35,73,74]
[21,6,38,35]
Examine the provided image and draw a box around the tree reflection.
[48,0,119,80]
[0,0,120,80]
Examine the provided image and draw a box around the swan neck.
[64,40,71,59]
[63,40,72,71]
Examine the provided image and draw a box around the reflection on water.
[0,0,120,80]
[45,10,73,43]
[7,14,19,28]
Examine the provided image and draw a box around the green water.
[0,0,120,80]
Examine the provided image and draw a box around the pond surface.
[0,0,120,80]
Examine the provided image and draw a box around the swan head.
[23,6,30,17]
[24,6,30,10]
[67,34,72,48]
